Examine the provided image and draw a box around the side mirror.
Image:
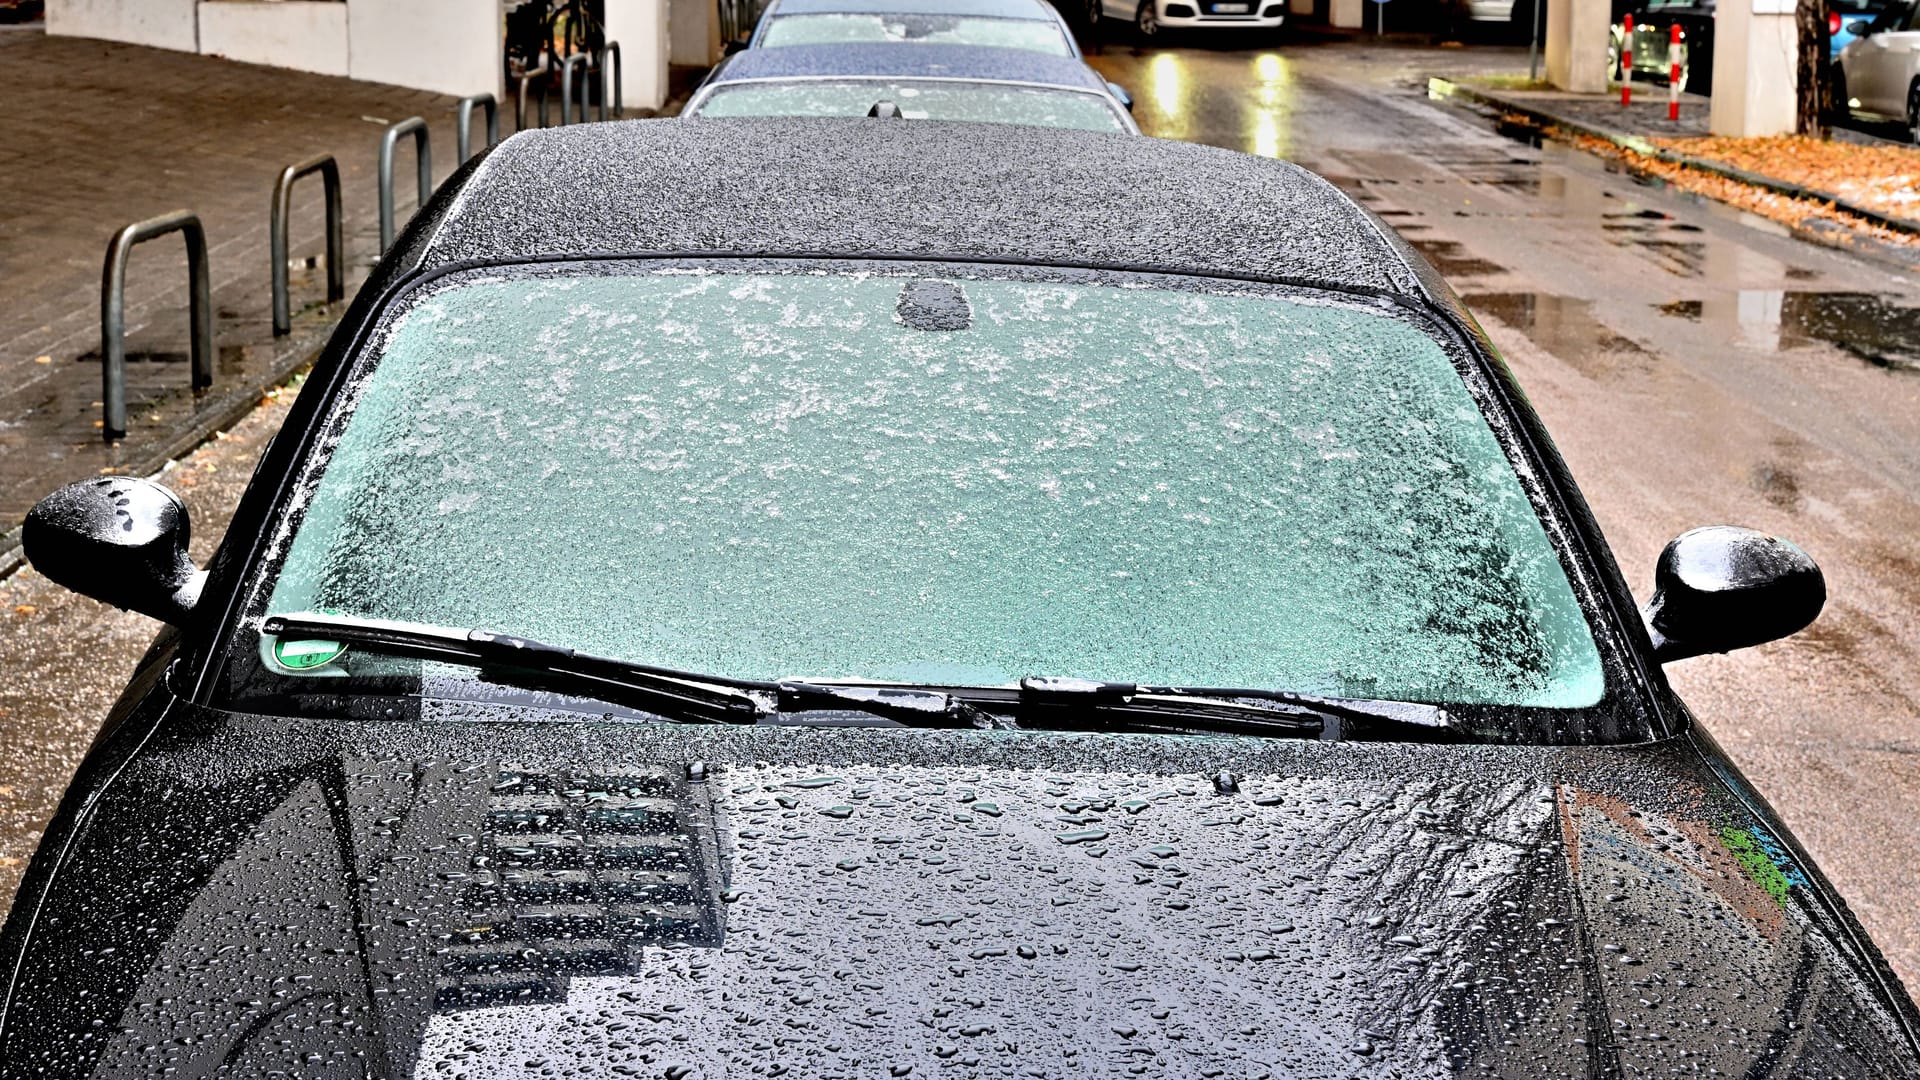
[1846,19,1870,35]
[1106,81,1135,111]
[23,477,203,625]
[1643,526,1824,663]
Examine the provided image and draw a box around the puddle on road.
[1654,291,1920,372]
[1466,292,1653,380]
[1407,238,1506,278]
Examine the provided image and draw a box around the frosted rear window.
[266,270,1604,708]
[692,81,1127,132]
[760,13,1073,52]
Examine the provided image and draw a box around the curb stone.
[1428,76,1920,243]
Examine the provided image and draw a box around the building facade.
[44,0,697,109]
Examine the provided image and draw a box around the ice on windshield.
[267,270,1604,708]
[760,13,1073,53]
[692,81,1127,132]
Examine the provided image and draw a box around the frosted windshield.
[266,270,1604,708]
[692,81,1127,132]
[759,14,1073,52]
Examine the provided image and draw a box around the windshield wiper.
[1013,676,1457,742]
[259,613,1004,729]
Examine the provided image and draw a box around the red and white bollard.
[1621,14,1634,106]
[1668,24,1682,121]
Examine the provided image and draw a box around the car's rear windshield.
[255,264,1606,714]
[760,13,1073,53]
[691,81,1127,132]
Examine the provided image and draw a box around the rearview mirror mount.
[24,477,204,625]
[1643,526,1824,664]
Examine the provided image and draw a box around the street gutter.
[1428,76,1920,241]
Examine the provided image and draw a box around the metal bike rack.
[515,62,551,132]
[99,211,213,441]
[560,52,592,125]
[457,93,499,162]
[599,42,623,119]
[378,117,432,254]
[269,154,344,337]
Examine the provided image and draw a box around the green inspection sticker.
[273,638,347,671]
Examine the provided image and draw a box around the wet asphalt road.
[2,34,1919,1004]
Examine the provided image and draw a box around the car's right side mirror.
[1846,19,1871,35]
[1642,526,1825,663]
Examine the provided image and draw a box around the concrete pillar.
[46,0,198,52]
[606,0,672,111]
[670,0,723,67]
[1711,0,1798,135]
[1545,0,1611,92]
[197,2,350,77]
[1330,0,1364,28]
[348,0,502,99]
[1289,0,1312,15]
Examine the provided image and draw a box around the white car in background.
[1093,0,1286,38]
[1836,0,1920,139]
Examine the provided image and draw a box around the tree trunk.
[1796,0,1831,136]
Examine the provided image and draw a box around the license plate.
[1213,4,1251,12]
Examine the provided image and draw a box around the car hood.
[3,699,1917,1078]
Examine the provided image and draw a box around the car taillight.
[1829,11,1841,34]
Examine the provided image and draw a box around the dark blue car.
[685,43,1139,133]
[748,0,1085,57]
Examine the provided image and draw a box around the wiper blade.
[260,613,1008,729]
[1016,676,1456,741]
[774,681,1008,730]
[262,613,766,722]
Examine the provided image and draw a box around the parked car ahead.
[748,0,1083,56]
[1093,0,1285,40]
[1831,0,1901,57]
[1837,0,1920,138]
[5,117,1919,1078]
[1609,0,1715,93]
[685,43,1138,132]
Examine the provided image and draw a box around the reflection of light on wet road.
[1251,110,1281,158]
[1148,52,1187,139]
[1248,52,1290,159]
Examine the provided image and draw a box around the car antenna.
[868,101,903,118]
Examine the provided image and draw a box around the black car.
[5,119,1918,1077]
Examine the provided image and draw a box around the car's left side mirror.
[1107,82,1135,111]
[23,477,204,625]
[1643,526,1824,663]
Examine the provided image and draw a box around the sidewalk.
[0,25,696,573]
[1430,73,1920,256]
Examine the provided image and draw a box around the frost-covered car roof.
[767,0,1063,18]
[704,42,1107,88]
[418,118,1425,297]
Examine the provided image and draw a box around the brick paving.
[0,26,491,556]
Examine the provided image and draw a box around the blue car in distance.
[748,0,1084,57]
[685,43,1139,133]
